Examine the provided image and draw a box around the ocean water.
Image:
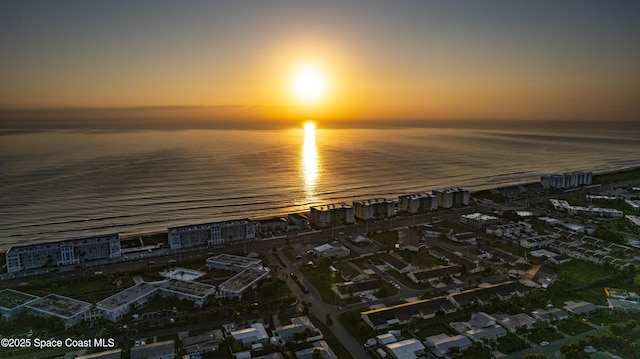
[1,121,639,249]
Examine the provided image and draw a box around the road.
[500,326,608,359]
[274,248,370,359]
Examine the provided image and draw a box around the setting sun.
[291,65,328,103]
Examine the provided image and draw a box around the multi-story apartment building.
[433,188,470,208]
[399,193,438,213]
[5,233,121,273]
[168,219,255,249]
[541,171,593,189]
[309,203,355,228]
[353,198,395,220]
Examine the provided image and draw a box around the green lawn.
[459,344,494,359]
[546,260,633,306]
[413,321,456,339]
[396,249,446,269]
[299,262,345,305]
[526,327,564,344]
[496,332,529,353]
[556,317,594,335]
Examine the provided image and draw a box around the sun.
[291,65,328,103]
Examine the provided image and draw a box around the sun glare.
[302,121,318,199]
[291,65,328,103]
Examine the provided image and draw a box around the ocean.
[1,121,639,249]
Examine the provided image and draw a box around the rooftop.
[206,253,262,268]
[0,289,40,310]
[219,268,270,293]
[27,294,91,318]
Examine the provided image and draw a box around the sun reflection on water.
[302,122,319,200]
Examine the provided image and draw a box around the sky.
[1,1,639,128]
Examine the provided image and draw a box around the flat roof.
[400,193,434,199]
[462,212,498,221]
[97,282,159,311]
[7,233,119,254]
[311,202,352,211]
[353,198,393,205]
[27,294,91,318]
[97,279,216,311]
[219,268,270,293]
[160,279,216,298]
[0,289,41,310]
[206,253,261,268]
[169,219,252,232]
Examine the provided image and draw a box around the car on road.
[168,259,176,263]
[540,341,549,347]
[364,338,376,348]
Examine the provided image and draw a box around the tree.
[524,354,547,359]
[325,313,333,326]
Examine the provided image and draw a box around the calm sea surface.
[1,122,639,249]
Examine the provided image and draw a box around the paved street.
[274,247,369,359]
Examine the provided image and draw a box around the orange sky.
[1,1,639,127]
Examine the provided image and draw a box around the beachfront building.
[255,217,288,235]
[399,193,438,213]
[288,213,309,229]
[309,203,355,228]
[353,198,395,220]
[541,171,593,189]
[26,294,92,329]
[168,219,255,249]
[0,289,41,320]
[5,233,121,274]
[433,188,470,208]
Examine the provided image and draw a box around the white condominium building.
[433,188,470,209]
[309,203,355,227]
[353,198,395,220]
[5,233,121,274]
[168,219,255,249]
[399,193,438,213]
[541,171,593,189]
